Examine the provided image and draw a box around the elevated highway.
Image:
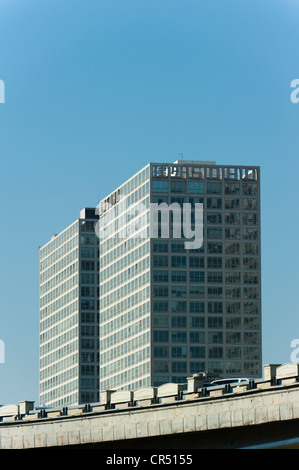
[1,363,299,449]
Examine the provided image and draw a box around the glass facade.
[39,209,99,407]
[99,166,151,391]
[150,162,261,384]
[99,161,262,392]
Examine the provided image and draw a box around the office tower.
[39,208,99,408]
[99,161,262,391]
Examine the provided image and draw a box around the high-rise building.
[98,161,262,391]
[39,208,99,408]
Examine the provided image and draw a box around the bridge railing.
[1,363,299,423]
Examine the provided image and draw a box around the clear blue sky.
[0,0,298,406]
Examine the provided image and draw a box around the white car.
[211,378,250,386]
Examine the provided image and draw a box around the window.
[153,346,169,358]
[153,301,168,313]
[153,241,168,252]
[81,300,94,310]
[225,287,241,299]
[225,272,241,284]
[243,213,258,225]
[225,227,240,239]
[207,272,222,283]
[189,197,204,205]
[243,287,259,300]
[208,317,223,328]
[244,347,259,359]
[190,316,205,328]
[224,183,240,195]
[208,362,223,374]
[171,256,186,268]
[171,271,187,282]
[190,331,205,343]
[242,182,258,196]
[153,316,169,328]
[154,331,169,342]
[225,213,240,225]
[153,195,168,204]
[153,270,169,282]
[153,286,168,297]
[208,332,223,344]
[153,360,169,373]
[226,347,241,359]
[225,257,240,269]
[171,241,186,253]
[81,273,95,284]
[189,271,204,283]
[172,362,187,373]
[224,198,240,210]
[190,347,205,358]
[207,213,222,224]
[172,317,187,328]
[170,181,186,193]
[207,198,222,209]
[189,181,204,194]
[189,286,205,297]
[81,325,95,336]
[207,242,222,254]
[208,302,222,313]
[152,181,168,193]
[226,361,242,374]
[81,312,94,322]
[171,301,187,313]
[243,228,258,240]
[243,258,258,270]
[189,256,204,268]
[207,182,222,194]
[243,273,258,284]
[153,255,168,267]
[190,301,204,313]
[81,286,95,297]
[81,247,95,258]
[207,257,222,268]
[244,332,259,345]
[244,317,260,330]
[190,362,205,373]
[171,196,186,204]
[171,286,187,298]
[81,235,95,245]
[207,228,222,239]
[226,302,241,314]
[172,331,187,343]
[243,198,258,211]
[208,347,223,359]
[172,346,187,358]
[244,302,259,314]
[243,243,258,255]
[226,332,241,344]
[207,287,222,298]
[244,362,260,375]
[81,260,95,271]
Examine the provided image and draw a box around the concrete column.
[187,373,205,393]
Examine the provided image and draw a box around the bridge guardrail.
[1,363,299,423]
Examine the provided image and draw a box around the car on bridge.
[211,378,250,386]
